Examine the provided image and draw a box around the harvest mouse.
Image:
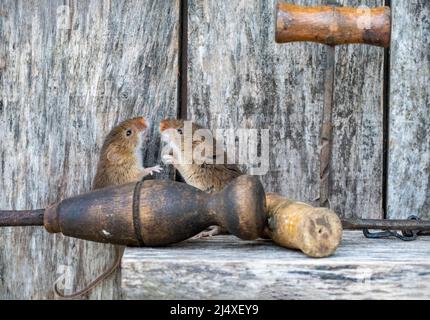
[159,119,243,237]
[55,116,162,299]
[93,117,162,189]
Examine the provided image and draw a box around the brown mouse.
[159,119,243,237]
[56,116,162,299]
[93,117,162,189]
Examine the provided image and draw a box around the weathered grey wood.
[0,0,178,299]
[387,0,430,219]
[187,0,326,205]
[122,231,430,300]
[330,0,385,218]
[187,0,384,218]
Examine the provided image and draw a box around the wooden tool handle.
[275,3,391,47]
[265,193,343,258]
[43,175,266,246]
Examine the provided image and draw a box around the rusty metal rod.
[0,209,44,227]
[275,3,391,47]
[1,208,430,235]
[342,218,430,232]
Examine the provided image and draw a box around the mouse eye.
[126,129,133,137]
[177,128,183,135]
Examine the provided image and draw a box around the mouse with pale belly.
[94,117,162,189]
[159,119,242,237]
[56,117,163,298]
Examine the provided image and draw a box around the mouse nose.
[134,117,148,130]
[159,120,169,132]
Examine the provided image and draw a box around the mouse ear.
[106,144,123,164]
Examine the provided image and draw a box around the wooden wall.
[0,0,428,299]
[387,0,430,219]
[187,0,385,218]
[331,0,385,219]
[0,0,179,299]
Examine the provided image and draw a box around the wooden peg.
[275,3,391,47]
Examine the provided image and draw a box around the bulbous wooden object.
[43,175,267,246]
[265,193,343,258]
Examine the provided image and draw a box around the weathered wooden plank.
[187,0,327,204]
[187,0,385,218]
[387,0,430,219]
[330,0,385,218]
[0,0,179,299]
[122,231,430,299]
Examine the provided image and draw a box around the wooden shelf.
[122,231,430,299]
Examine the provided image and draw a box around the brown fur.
[93,117,149,189]
[159,119,243,193]
[57,117,154,298]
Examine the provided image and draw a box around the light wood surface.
[122,231,430,300]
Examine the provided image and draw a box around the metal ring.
[132,177,150,246]
[363,229,418,241]
[402,215,420,239]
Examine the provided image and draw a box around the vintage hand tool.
[0,175,266,245]
[275,2,390,208]
[274,3,430,243]
[0,174,341,259]
[342,216,430,241]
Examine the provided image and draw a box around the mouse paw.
[191,226,222,239]
[162,154,175,165]
[143,165,163,176]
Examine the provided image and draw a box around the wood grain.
[329,0,385,219]
[187,0,385,218]
[187,0,326,204]
[122,232,430,299]
[0,0,179,299]
[387,0,430,219]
